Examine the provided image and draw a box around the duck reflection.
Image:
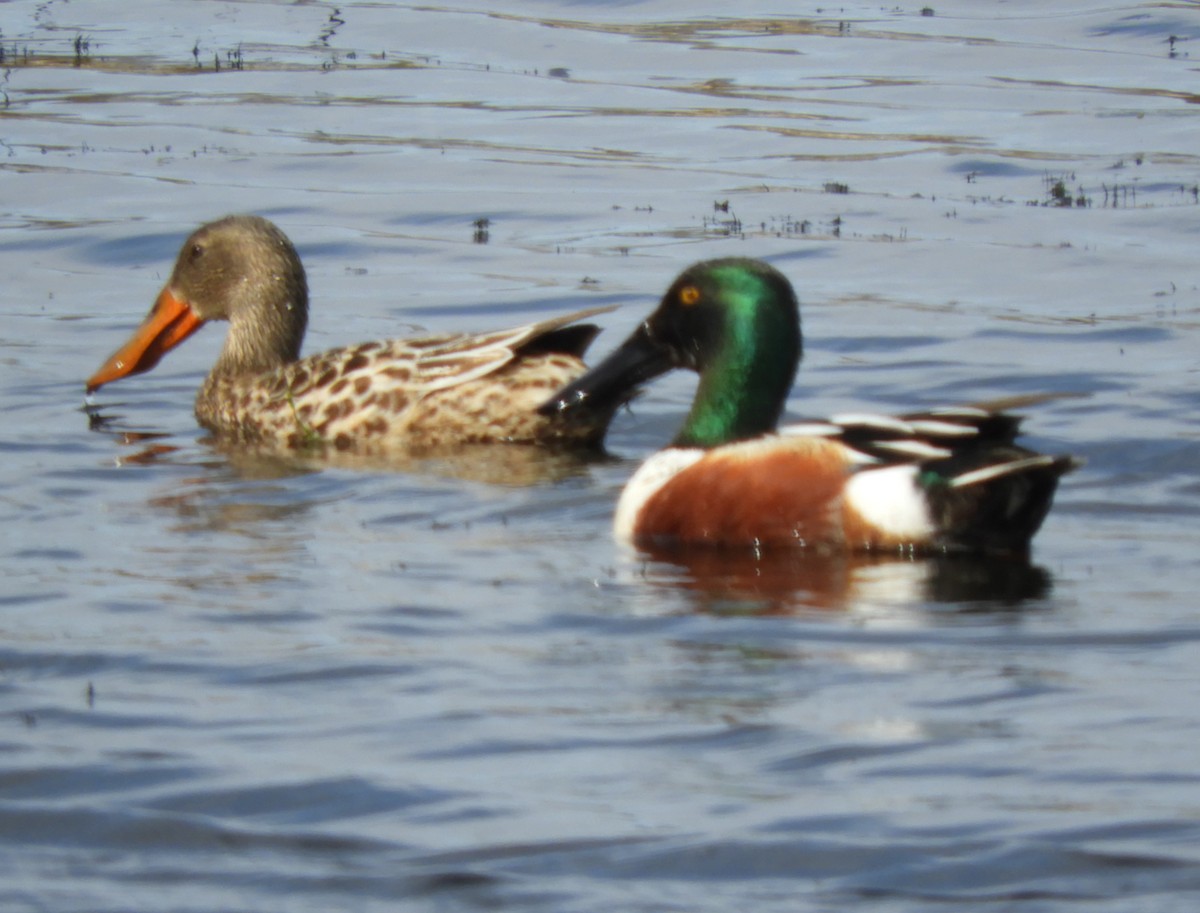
[86,399,603,486]
[211,438,605,487]
[635,543,1052,615]
[86,403,184,465]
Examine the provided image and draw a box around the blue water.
[2,1,1200,910]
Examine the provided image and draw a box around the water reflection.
[636,544,1052,615]
[85,401,604,486]
[212,441,604,488]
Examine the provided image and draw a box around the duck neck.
[672,296,800,449]
[212,278,308,376]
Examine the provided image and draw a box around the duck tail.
[925,451,1081,556]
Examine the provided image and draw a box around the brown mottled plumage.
[86,215,621,452]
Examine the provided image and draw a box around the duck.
[85,215,622,452]
[540,257,1079,556]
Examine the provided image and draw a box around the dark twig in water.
[1034,173,1091,208]
[321,7,346,46]
[1100,183,1136,208]
[703,205,742,238]
[762,216,810,237]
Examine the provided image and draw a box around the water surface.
[2,1,1200,910]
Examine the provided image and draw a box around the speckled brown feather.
[87,215,622,453]
[197,325,609,451]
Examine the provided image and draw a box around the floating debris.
[762,216,811,237]
[1033,173,1091,208]
[703,204,742,237]
[321,7,346,46]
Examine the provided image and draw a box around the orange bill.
[86,288,206,393]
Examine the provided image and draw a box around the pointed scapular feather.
[874,439,954,460]
[906,419,981,438]
[948,455,1059,489]
[828,412,916,435]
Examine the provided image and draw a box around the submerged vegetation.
[1039,174,1091,208]
[1031,171,1198,209]
[0,20,414,76]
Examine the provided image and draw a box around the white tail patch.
[948,455,1058,489]
[843,465,935,540]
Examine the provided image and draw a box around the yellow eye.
[679,285,701,306]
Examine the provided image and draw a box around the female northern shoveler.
[541,258,1079,556]
[86,215,621,452]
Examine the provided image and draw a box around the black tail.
[925,452,1080,556]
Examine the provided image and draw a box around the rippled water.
[3,1,1200,910]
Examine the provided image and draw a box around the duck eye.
[190,243,204,261]
[679,285,701,306]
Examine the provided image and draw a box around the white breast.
[613,448,705,541]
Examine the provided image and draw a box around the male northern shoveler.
[86,215,621,452]
[540,258,1079,556]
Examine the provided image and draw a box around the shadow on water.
[636,544,1052,615]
